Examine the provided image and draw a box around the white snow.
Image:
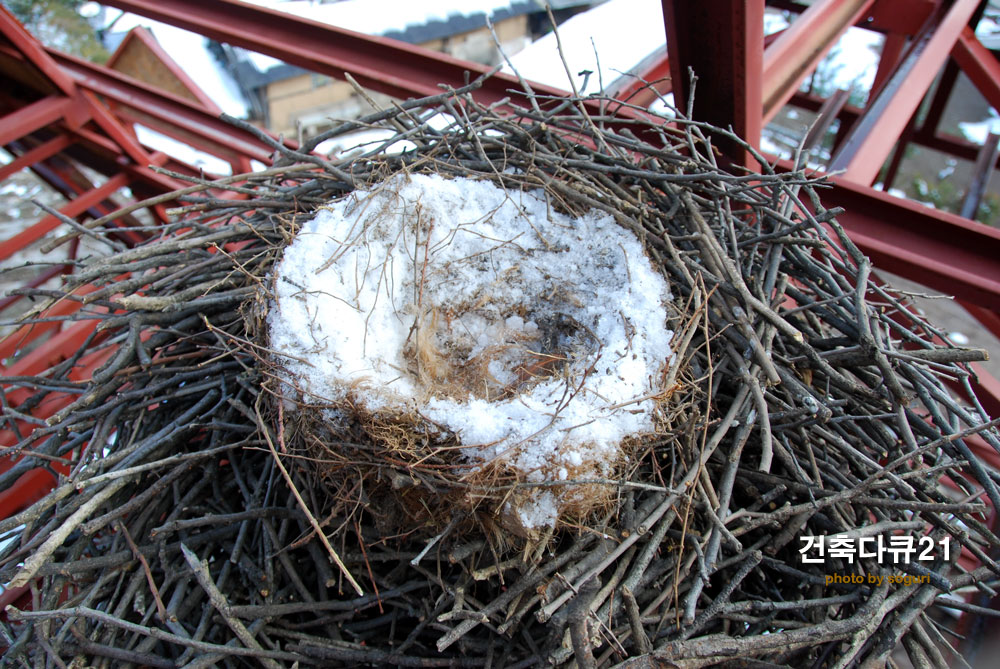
[960,109,1000,144]
[269,173,674,529]
[503,0,666,93]
[647,91,676,118]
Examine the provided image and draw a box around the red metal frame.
[828,0,980,184]
[608,47,671,109]
[1,0,1000,641]
[813,171,1000,313]
[0,134,71,182]
[870,32,908,98]
[953,25,1000,115]
[48,48,284,165]
[0,172,132,262]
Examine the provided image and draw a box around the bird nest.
[1,75,998,668]
[267,170,676,540]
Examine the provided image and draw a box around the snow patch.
[960,109,1000,145]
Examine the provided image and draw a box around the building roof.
[105,25,221,113]
[103,14,251,117]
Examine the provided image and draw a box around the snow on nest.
[269,173,673,530]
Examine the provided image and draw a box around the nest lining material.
[0,73,998,668]
[269,172,674,533]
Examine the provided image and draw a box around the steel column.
[961,132,1000,220]
[663,0,764,168]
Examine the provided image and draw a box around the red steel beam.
[961,132,1000,220]
[66,123,195,194]
[762,0,875,123]
[828,0,980,185]
[0,43,288,167]
[768,0,936,37]
[869,32,908,99]
[663,0,764,169]
[0,96,76,147]
[0,284,99,363]
[0,324,115,520]
[816,173,1000,312]
[48,48,282,165]
[78,88,161,169]
[610,48,671,109]
[0,264,71,313]
[0,6,76,97]
[790,89,1000,171]
[960,300,1000,342]
[953,26,1000,116]
[0,133,71,181]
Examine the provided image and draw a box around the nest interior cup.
[269,172,674,535]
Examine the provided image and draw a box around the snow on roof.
[503,0,665,93]
[103,11,250,118]
[240,0,531,38]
